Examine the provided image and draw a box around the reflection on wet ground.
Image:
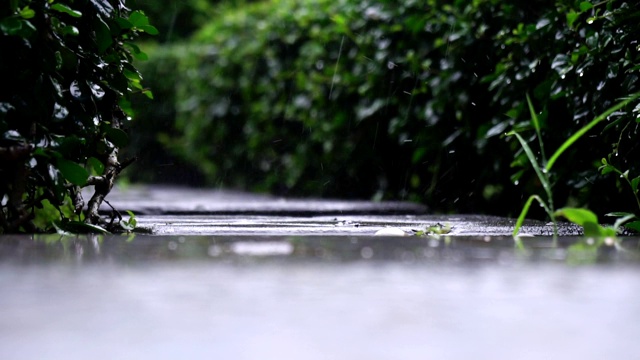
[2,233,638,265]
[1,235,640,360]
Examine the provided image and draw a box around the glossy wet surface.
[1,234,640,359]
[133,214,581,236]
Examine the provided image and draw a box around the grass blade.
[526,94,547,164]
[512,194,548,237]
[509,131,552,200]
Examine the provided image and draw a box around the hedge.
[0,0,155,233]
[133,0,640,217]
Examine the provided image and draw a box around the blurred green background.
[123,0,640,218]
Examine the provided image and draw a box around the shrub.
[140,0,639,217]
[0,0,155,233]
[485,0,640,217]
[161,0,511,207]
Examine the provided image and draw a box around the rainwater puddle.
[1,234,639,360]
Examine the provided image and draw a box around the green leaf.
[632,177,640,193]
[118,97,134,117]
[599,165,614,175]
[612,214,636,232]
[0,17,23,34]
[554,207,598,226]
[19,6,35,19]
[124,42,140,53]
[104,127,129,147]
[94,18,112,54]
[566,10,579,29]
[579,2,593,11]
[56,220,109,234]
[605,212,636,217]
[624,221,640,233]
[582,222,614,237]
[526,93,547,165]
[129,11,150,27]
[142,89,154,99]
[87,156,104,175]
[33,199,62,230]
[527,94,541,133]
[138,25,159,35]
[57,158,89,186]
[120,219,135,231]
[51,3,82,18]
[555,208,616,237]
[509,131,552,200]
[115,17,133,30]
[123,68,141,81]
[61,25,79,36]
[132,51,149,61]
[512,194,549,237]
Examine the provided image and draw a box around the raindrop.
[328,36,345,99]
[560,74,566,79]
[29,158,37,168]
[167,241,178,251]
[471,102,476,106]
[513,180,519,186]
[315,60,324,70]
[586,17,595,25]
[208,245,222,257]
[387,61,397,69]
[1,194,7,206]
[360,246,374,259]
[293,95,311,109]
[579,72,584,77]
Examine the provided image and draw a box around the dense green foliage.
[134,0,639,217]
[127,0,215,42]
[0,0,154,233]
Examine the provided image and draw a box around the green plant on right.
[598,158,640,233]
[510,92,640,238]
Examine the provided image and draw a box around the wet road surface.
[1,234,639,360]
